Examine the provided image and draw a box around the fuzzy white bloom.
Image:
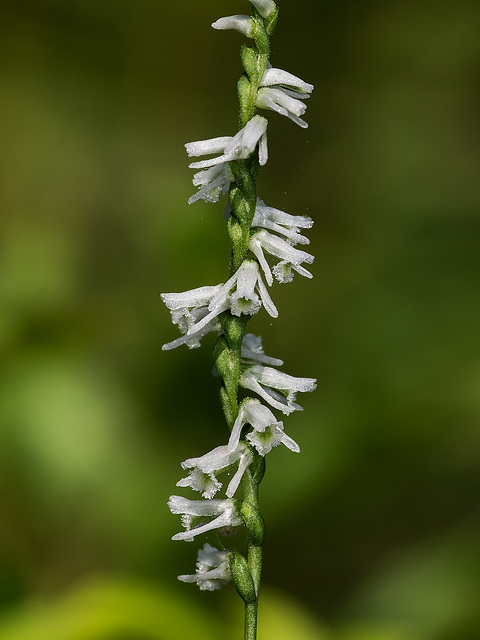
[256,87,309,128]
[248,0,276,19]
[240,364,316,415]
[189,163,234,205]
[252,198,313,245]
[161,285,223,350]
[178,441,253,499]
[185,115,268,170]
[261,66,314,97]
[185,260,278,339]
[228,398,300,455]
[178,543,232,591]
[241,333,284,367]
[255,63,313,128]
[168,496,242,542]
[249,229,314,285]
[212,15,254,38]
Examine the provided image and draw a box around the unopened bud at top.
[249,0,276,19]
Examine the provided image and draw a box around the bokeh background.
[1,0,480,638]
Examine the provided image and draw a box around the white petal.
[261,67,314,94]
[241,333,284,366]
[256,88,308,128]
[161,285,223,311]
[226,449,253,497]
[258,130,268,166]
[255,271,278,317]
[249,235,273,286]
[185,136,231,158]
[212,15,254,38]
[248,0,276,19]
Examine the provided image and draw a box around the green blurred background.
[1,0,479,638]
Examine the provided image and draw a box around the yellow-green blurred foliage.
[1,0,479,638]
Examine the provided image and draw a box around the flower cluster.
[163,0,315,597]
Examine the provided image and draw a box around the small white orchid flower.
[212,15,254,38]
[256,87,309,128]
[252,198,313,245]
[178,543,232,591]
[168,496,242,542]
[189,163,234,205]
[161,285,224,350]
[228,398,299,455]
[249,229,314,285]
[177,441,253,499]
[185,115,268,170]
[185,260,278,338]
[240,364,316,415]
[248,0,276,19]
[241,333,284,367]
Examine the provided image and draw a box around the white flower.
[168,496,242,542]
[161,285,223,350]
[177,441,253,499]
[256,64,313,128]
[228,398,300,455]
[252,198,313,246]
[248,0,276,19]
[178,543,232,591]
[249,229,314,285]
[189,163,234,205]
[241,333,283,367]
[185,115,268,170]
[256,87,309,128]
[240,364,316,415]
[185,260,278,338]
[212,15,254,38]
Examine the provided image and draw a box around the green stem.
[215,7,279,640]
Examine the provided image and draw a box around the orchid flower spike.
[240,364,317,415]
[177,441,253,499]
[249,229,314,285]
[168,496,242,542]
[228,398,300,455]
[185,115,268,170]
[178,544,232,591]
[160,285,224,350]
[252,197,314,246]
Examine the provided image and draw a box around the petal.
[248,0,276,19]
[261,67,314,94]
[185,136,232,158]
[212,15,254,38]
